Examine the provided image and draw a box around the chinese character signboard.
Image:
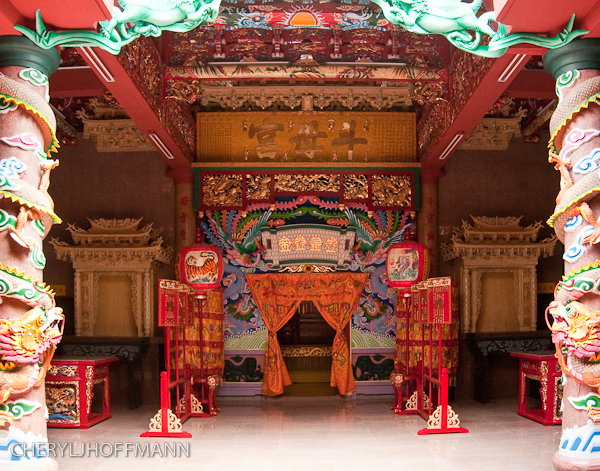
[261,224,356,268]
[197,111,416,163]
[158,279,195,327]
[409,277,454,324]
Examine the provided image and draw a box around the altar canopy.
[246,273,369,396]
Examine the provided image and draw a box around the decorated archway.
[246,272,368,396]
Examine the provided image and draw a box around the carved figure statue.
[0,307,64,424]
[101,0,220,40]
[372,0,497,45]
[369,0,587,57]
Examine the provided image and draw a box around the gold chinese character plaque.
[197,111,416,163]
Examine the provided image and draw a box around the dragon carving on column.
[543,43,600,468]
[0,37,63,469]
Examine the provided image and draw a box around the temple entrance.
[279,301,338,396]
[246,272,368,396]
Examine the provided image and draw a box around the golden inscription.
[279,237,292,253]
[309,236,323,251]
[294,235,307,251]
[197,111,416,163]
[325,237,338,253]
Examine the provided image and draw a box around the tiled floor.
[48,396,561,471]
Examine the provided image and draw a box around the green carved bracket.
[14,1,589,58]
[15,1,222,55]
[370,0,588,58]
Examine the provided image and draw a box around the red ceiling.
[0,0,582,171]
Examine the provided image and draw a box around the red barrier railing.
[140,280,219,438]
[391,277,468,435]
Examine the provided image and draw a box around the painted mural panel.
[352,351,395,381]
[200,196,414,351]
[223,353,264,382]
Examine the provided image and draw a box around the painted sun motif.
[281,6,326,27]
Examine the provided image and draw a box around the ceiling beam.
[494,0,600,36]
[50,66,106,97]
[0,1,193,170]
[420,52,530,174]
[78,45,193,171]
[6,0,112,32]
[504,69,556,99]
[0,0,25,35]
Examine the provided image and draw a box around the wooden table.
[464,331,553,404]
[510,350,562,426]
[46,356,118,428]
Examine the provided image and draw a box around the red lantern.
[179,245,224,290]
[386,242,430,288]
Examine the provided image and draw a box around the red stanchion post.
[141,371,192,438]
[418,368,468,435]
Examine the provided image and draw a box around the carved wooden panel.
[196,169,417,211]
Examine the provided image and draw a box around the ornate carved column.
[418,170,440,276]
[543,39,600,471]
[168,169,195,254]
[0,36,62,471]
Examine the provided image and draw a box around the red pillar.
[418,170,440,276]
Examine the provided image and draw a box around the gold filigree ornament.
[426,405,463,430]
[147,408,183,433]
[246,174,272,200]
[343,174,368,200]
[85,366,93,414]
[391,372,404,387]
[281,346,332,357]
[554,380,563,422]
[540,361,548,411]
[202,174,242,207]
[372,174,412,207]
[48,365,77,377]
[405,391,418,410]
[179,394,204,414]
[279,264,335,273]
[274,174,339,193]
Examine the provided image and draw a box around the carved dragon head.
[0,307,64,365]
[547,301,600,357]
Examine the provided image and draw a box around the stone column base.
[554,452,600,471]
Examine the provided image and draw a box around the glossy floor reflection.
[48,395,560,471]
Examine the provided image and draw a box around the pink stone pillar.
[544,39,600,471]
[0,36,61,471]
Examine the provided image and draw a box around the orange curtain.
[246,275,301,396]
[246,273,368,396]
